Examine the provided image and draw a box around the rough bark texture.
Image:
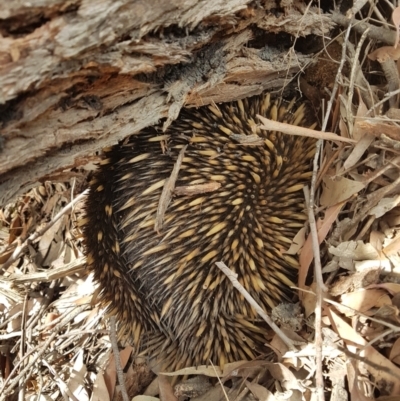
[0,0,333,204]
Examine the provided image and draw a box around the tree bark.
[0,0,332,204]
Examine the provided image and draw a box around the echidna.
[83,92,316,371]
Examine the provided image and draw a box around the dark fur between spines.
[83,92,316,371]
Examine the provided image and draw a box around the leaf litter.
[3,2,400,401]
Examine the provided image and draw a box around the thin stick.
[155,145,187,233]
[215,261,297,351]
[210,361,230,401]
[312,17,353,401]
[257,116,356,144]
[18,295,29,401]
[346,27,370,135]
[0,305,87,397]
[366,88,400,116]
[0,332,58,398]
[110,316,129,401]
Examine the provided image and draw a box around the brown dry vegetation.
[2,0,400,400]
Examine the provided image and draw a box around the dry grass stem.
[215,261,297,351]
[257,115,356,143]
[155,145,187,233]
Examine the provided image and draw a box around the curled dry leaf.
[368,46,400,62]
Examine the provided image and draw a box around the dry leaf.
[266,363,305,392]
[246,380,275,400]
[369,197,400,218]
[158,375,177,401]
[328,309,400,394]
[91,371,110,401]
[354,259,391,272]
[302,283,317,318]
[343,98,373,171]
[329,268,381,297]
[368,46,400,62]
[383,234,400,257]
[103,350,117,399]
[9,215,22,244]
[329,241,380,260]
[144,377,160,397]
[299,202,345,293]
[389,337,400,365]
[37,217,63,262]
[320,176,365,208]
[369,282,400,295]
[340,289,391,316]
[284,226,306,255]
[354,98,368,141]
[120,346,133,370]
[68,350,88,400]
[270,333,290,358]
[346,360,372,401]
[393,6,400,49]
[354,120,400,141]
[132,397,160,401]
[370,230,385,252]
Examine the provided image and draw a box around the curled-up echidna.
[83,92,316,370]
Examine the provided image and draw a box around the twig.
[366,88,400,116]
[155,145,187,233]
[0,304,87,398]
[4,257,85,284]
[18,295,28,401]
[327,340,400,381]
[341,175,400,240]
[307,18,353,401]
[324,298,400,332]
[110,316,129,401]
[215,261,297,351]
[331,12,396,45]
[257,116,356,144]
[41,360,77,401]
[304,185,326,401]
[0,331,58,398]
[346,27,370,134]
[210,361,230,401]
